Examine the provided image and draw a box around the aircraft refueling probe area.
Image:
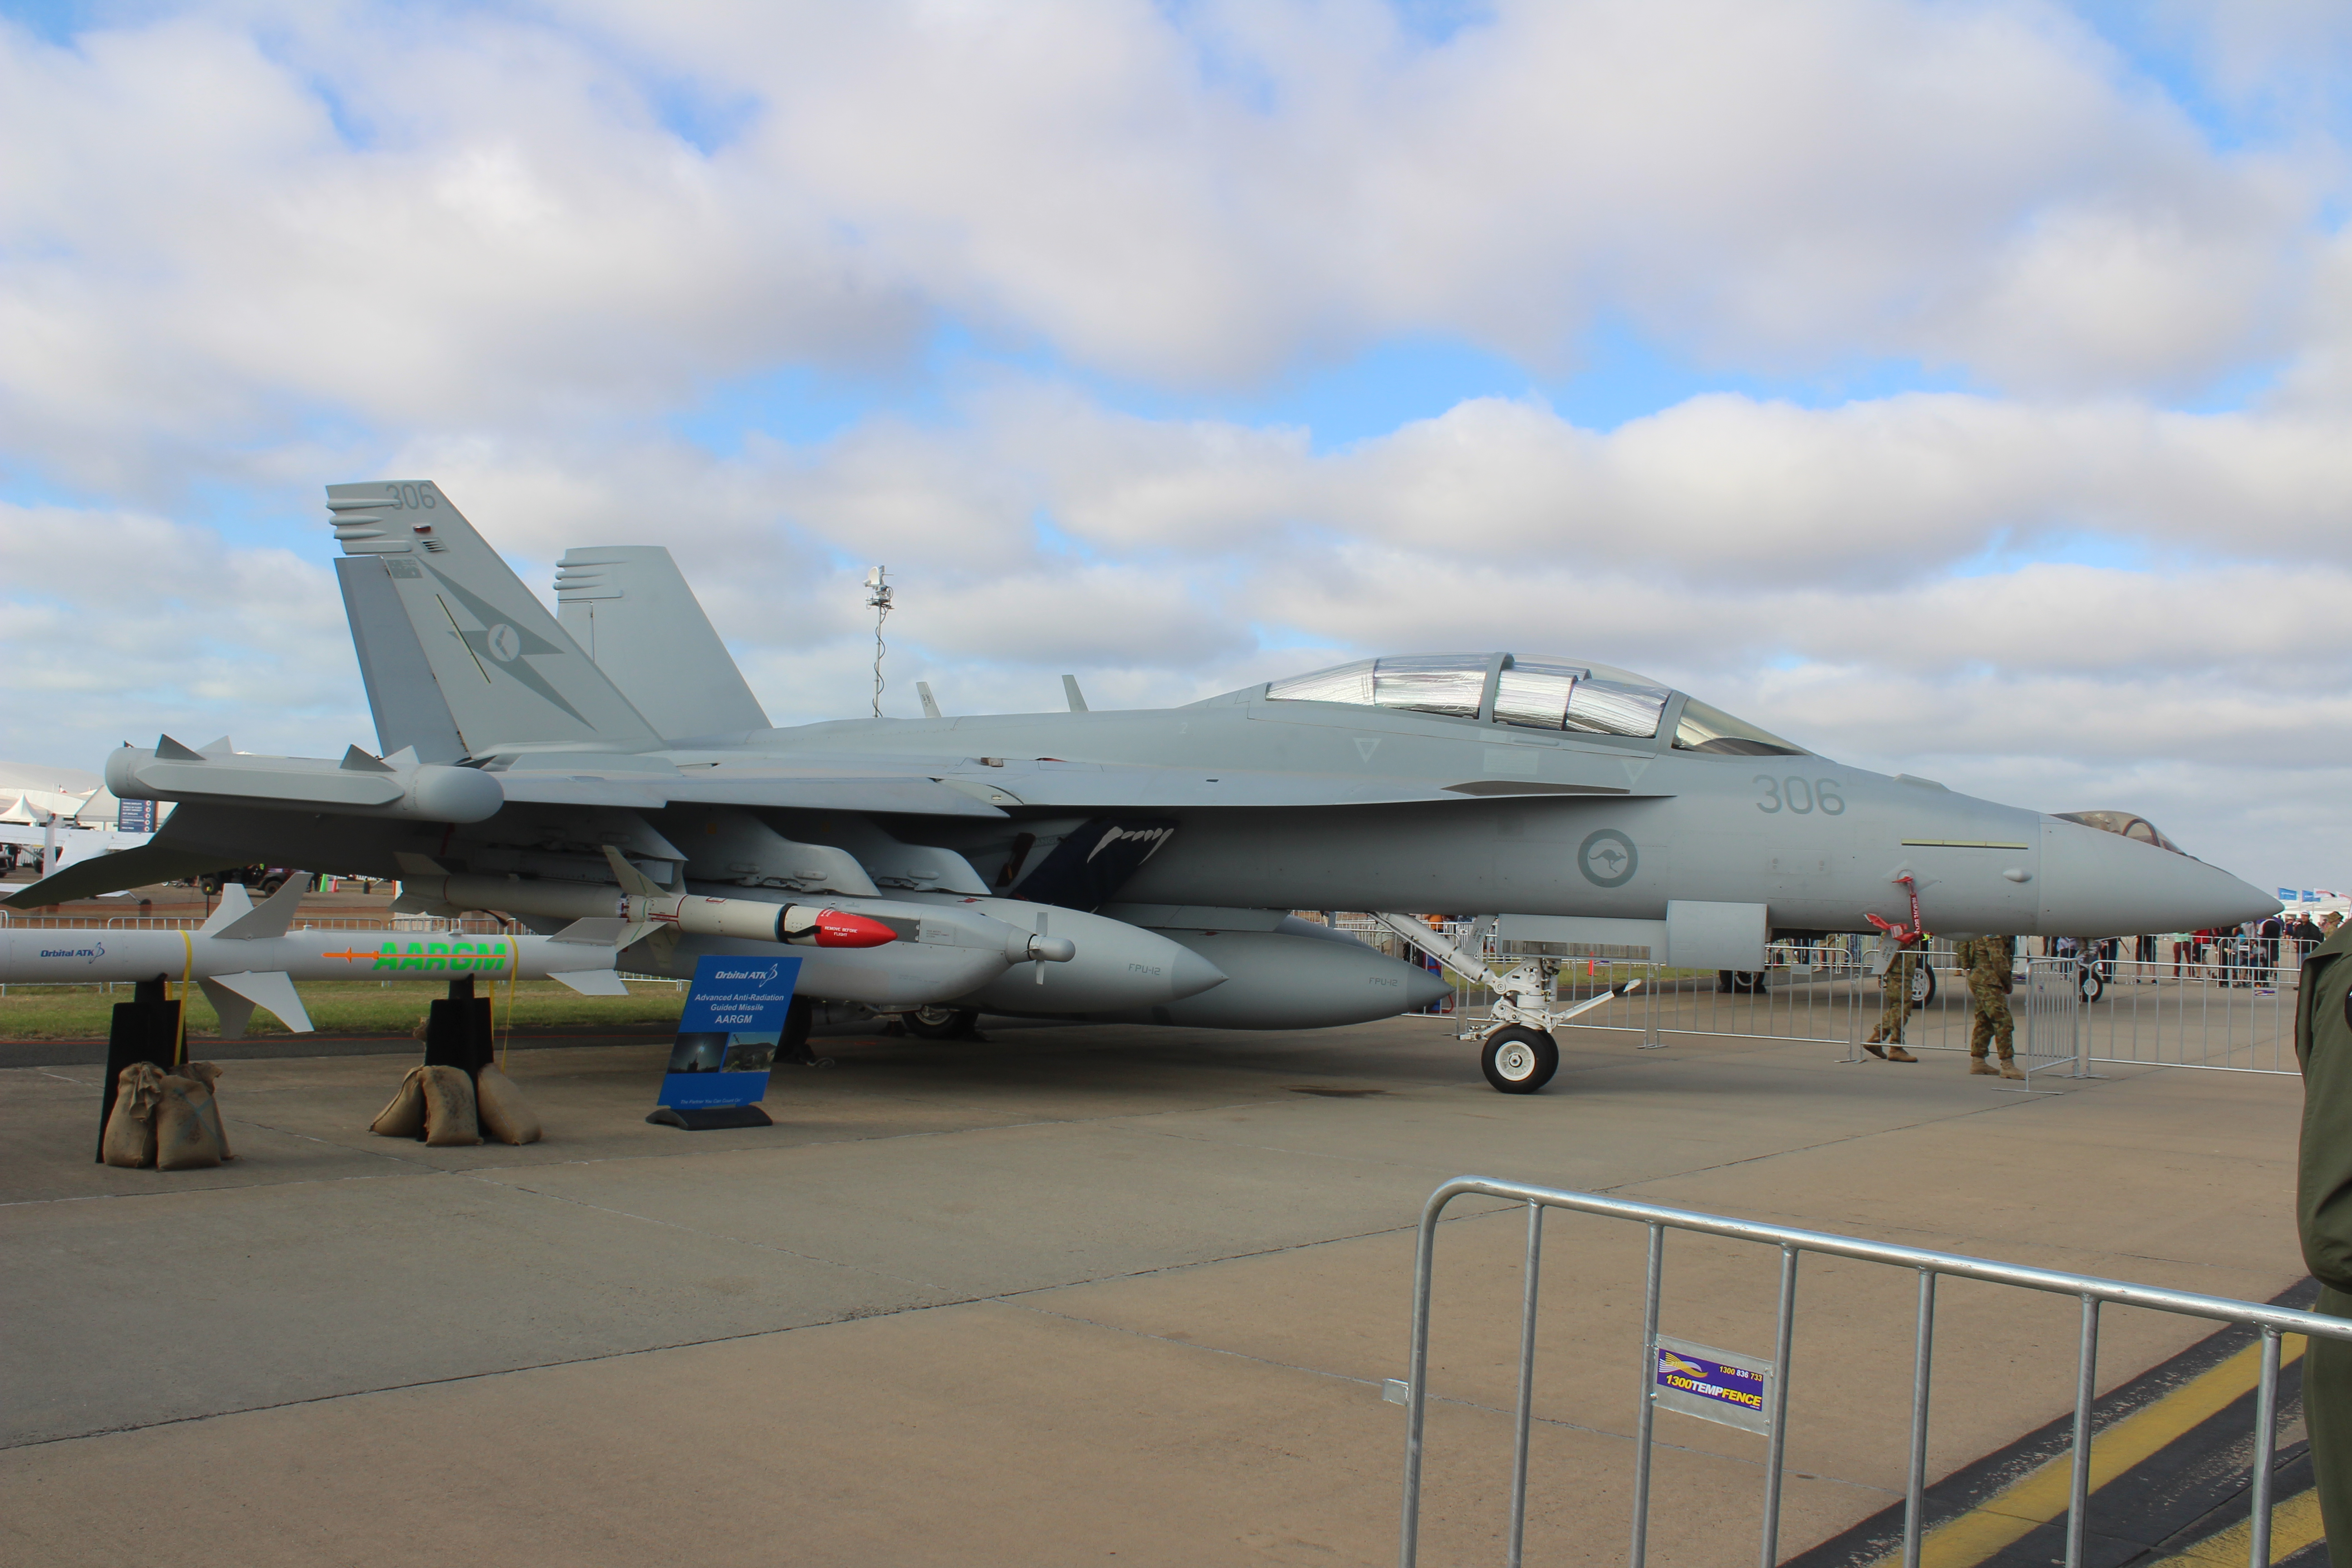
[0,481,2321,1564]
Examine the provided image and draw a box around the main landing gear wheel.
[1910,964,1938,1007]
[905,1005,980,1040]
[2076,967,2105,1004]
[1481,1027,1560,1094]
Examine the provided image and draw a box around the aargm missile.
[0,880,628,1037]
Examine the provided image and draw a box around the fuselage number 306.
[1755,777,1844,815]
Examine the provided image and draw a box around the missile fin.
[216,873,309,940]
[198,978,258,1040]
[209,970,314,1034]
[155,734,205,761]
[551,968,630,996]
[549,917,631,946]
[600,844,666,899]
[340,745,396,774]
[197,883,254,934]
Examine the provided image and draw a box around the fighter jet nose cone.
[1406,966,1454,1010]
[2035,817,2278,935]
[1169,947,1228,1000]
[2218,886,2286,927]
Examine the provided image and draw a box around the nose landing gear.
[1481,1026,1560,1093]
[1365,913,1646,1095]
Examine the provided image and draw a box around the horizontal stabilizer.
[2,842,245,909]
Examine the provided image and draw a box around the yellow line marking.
[1872,1335,2306,1568]
[2155,1488,2326,1565]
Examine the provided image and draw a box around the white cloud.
[1,0,2339,503]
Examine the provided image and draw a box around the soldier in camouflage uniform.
[1955,935,2024,1079]
[1863,938,1921,1062]
[2293,918,2352,1553]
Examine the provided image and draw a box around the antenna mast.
[864,566,893,717]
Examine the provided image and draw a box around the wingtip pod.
[104,743,503,824]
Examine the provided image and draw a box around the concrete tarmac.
[0,1014,2310,1566]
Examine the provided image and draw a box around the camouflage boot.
[1970,1055,2000,1075]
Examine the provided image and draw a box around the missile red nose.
[811,910,899,948]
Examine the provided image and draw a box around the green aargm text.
[372,940,512,973]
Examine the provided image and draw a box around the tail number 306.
[1755,777,1843,815]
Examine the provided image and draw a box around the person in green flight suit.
[2295,919,2352,1555]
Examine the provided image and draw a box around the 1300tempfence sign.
[1649,1333,1774,1436]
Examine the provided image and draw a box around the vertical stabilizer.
[325,482,661,755]
[556,546,769,738]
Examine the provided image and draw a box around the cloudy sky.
[2,0,2347,891]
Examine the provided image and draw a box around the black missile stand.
[96,976,181,1162]
[421,975,496,1078]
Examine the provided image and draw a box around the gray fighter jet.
[11,481,2275,1091]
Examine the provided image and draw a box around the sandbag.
[370,1066,428,1138]
[472,1063,542,1147]
[165,1063,231,1160]
[103,1062,167,1169]
[420,1064,480,1147]
[154,1081,223,1170]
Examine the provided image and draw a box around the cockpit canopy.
[2054,810,2184,855]
[1262,653,1807,755]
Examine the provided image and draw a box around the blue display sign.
[656,954,802,1111]
[1650,1334,1773,1435]
[117,799,156,834]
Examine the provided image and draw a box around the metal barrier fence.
[1352,918,2302,1077]
[1397,1177,2352,1568]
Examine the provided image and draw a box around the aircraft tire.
[1481,1027,1559,1094]
[2077,968,2104,1004]
[1725,969,1769,995]
[1910,965,1938,1007]
[906,1005,980,1040]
